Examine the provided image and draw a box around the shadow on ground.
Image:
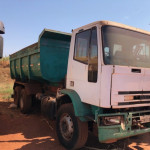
[0,101,64,150]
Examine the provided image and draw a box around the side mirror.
[0,35,3,58]
[0,21,5,58]
[0,21,5,34]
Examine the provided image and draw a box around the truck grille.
[133,95,150,100]
[118,91,150,95]
[118,91,150,105]
[130,111,150,130]
[118,101,150,105]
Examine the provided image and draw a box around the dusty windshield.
[102,26,150,68]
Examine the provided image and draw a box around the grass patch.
[0,87,12,94]
[0,84,13,101]
[0,85,13,94]
[0,56,9,67]
[0,56,9,62]
[2,95,11,100]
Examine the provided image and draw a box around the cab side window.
[74,30,90,64]
[74,28,98,83]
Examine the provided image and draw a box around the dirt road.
[0,101,150,150]
[0,101,65,150]
[0,66,150,150]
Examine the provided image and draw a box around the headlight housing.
[100,116,124,126]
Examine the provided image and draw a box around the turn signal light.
[124,96,134,101]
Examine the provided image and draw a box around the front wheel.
[56,104,88,150]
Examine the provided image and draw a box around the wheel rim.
[60,113,74,141]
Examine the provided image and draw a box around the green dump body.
[10,29,71,86]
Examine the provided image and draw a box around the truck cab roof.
[74,20,150,35]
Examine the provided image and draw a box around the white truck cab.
[67,21,150,109]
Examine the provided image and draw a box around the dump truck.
[0,21,5,58]
[10,21,150,149]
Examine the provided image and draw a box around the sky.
[1,0,150,56]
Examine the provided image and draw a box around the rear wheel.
[19,89,32,114]
[14,86,22,107]
[56,104,88,150]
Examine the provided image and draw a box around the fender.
[60,89,92,121]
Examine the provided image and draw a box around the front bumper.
[97,110,150,143]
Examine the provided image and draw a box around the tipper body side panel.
[10,29,71,87]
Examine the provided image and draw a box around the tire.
[56,104,88,150]
[14,86,22,107]
[19,89,32,114]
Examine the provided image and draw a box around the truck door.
[68,27,100,106]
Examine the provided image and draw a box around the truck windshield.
[102,26,150,68]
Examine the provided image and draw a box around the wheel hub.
[60,113,74,141]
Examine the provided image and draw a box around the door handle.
[131,68,141,73]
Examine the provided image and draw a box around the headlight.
[100,116,124,126]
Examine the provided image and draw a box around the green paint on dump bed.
[10,29,71,86]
